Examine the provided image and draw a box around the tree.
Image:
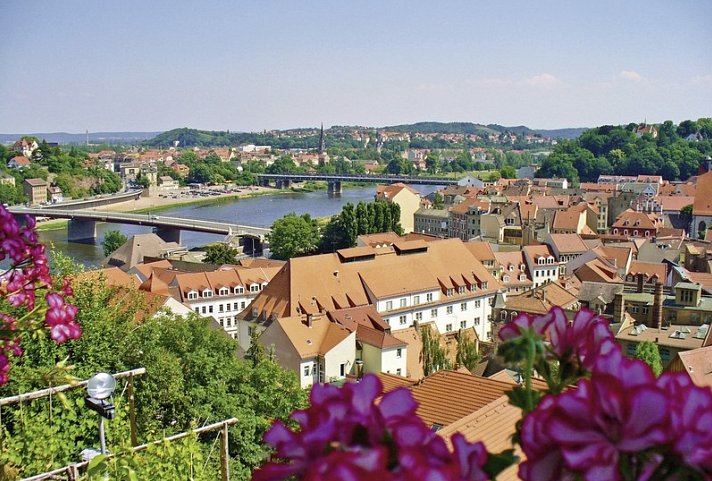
[203,243,239,264]
[102,229,128,256]
[432,192,445,210]
[268,213,320,260]
[499,166,516,179]
[633,341,663,376]
[455,331,480,372]
[420,325,450,377]
[245,328,267,367]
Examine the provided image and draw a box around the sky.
[1,0,710,133]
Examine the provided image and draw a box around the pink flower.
[254,374,489,481]
[520,369,670,481]
[657,372,712,474]
[546,307,618,370]
[499,311,554,342]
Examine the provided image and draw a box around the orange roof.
[375,372,416,393]
[612,209,660,230]
[274,315,353,359]
[547,233,588,254]
[575,258,624,284]
[627,261,666,283]
[504,282,578,315]
[692,172,712,215]
[75,267,139,288]
[438,396,522,481]
[411,371,513,428]
[669,346,712,390]
[375,183,419,200]
[464,241,496,263]
[657,196,694,212]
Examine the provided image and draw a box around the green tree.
[203,243,239,264]
[319,216,351,252]
[420,325,450,377]
[268,213,320,260]
[245,328,267,367]
[499,165,516,179]
[432,192,445,210]
[455,331,480,372]
[633,341,663,376]
[102,230,128,256]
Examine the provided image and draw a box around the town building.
[413,207,448,237]
[375,183,421,233]
[22,178,48,205]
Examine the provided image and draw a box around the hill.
[0,131,161,145]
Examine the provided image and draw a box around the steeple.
[318,123,325,154]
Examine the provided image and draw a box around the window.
[226,303,231,311]
[482,282,488,289]
[208,305,214,313]
[474,317,480,326]
[415,312,423,321]
[399,315,407,325]
[203,290,213,298]
[340,363,346,377]
[500,311,507,320]
[400,298,407,308]
[446,323,453,332]
[219,304,224,313]
[386,300,393,311]
[240,301,246,309]
[503,275,510,282]
[187,291,198,300]
[219,288,228,296]
[431,308,438,318]
[461,302,467,311]
[631,306,639,314]
[426,293,433,302]
[396,348,402,358]
[235,286,244,294]
[194,307,199,313]
[470,284,476,292]
[396,368,402,376]
[413,295,420,305]
[304,365,310,376]
[201,306,207,314]
[460,320,467,329]
[642,307,649,314]
[458,286,466,294]
[447,288,454,297]
[250,284,259,292]
[446,306,453,314]
[475,300,481,308]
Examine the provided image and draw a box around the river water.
[39,185,440,267]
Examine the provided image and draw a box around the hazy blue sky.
[1,1,710,133]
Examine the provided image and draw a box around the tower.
[318,123,325,154]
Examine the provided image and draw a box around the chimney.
[636,273,645,293]
[304,314,313,328]
[653,281,664,330]
[613,293,625,324]
[333,270,339,278]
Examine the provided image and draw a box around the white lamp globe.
[87,373,116,400]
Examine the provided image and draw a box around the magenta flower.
[499,311,554,342]
[520,367,669,481]
[254,374,489,481]
[657,372,712,474]
[546,307,618,370]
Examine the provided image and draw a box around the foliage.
[202,243,239,265]
[432,192,445,210]
[318,201,403,252]
[455,331,480,372]
[499,165,516,179]
[0,207,80,386]
[420,325,450,377]
[268,213,320,260]
[536,119,712,182]
[633,340,663,376]
[102,230,128,257]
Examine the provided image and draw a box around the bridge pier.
[154,227,182,244]
[276,179,291,190]
[327,181,342,196]
[240,236,264,256]
[68,219,97,243]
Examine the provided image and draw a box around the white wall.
[323,331,357,382]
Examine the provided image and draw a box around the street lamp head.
[87,373,116,400]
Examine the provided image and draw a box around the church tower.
[318,123,329,165]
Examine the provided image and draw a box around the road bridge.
[256,173,457,194]
[9,207,271,253]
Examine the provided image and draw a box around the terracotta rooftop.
[438,396,522,481]
[375,372,416,393]
[547,233,588,254]
[504,282,578,315]
[668,345,712,390]
[411,370,513,428]
[627,261,666,283]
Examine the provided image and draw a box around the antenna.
[86,129,89,146]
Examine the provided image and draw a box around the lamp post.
[86,373,117,455]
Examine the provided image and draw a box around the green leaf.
[483,449,518,478]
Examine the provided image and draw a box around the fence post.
[128,373,137,446]
[220,421,230,481]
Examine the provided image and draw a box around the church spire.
[318,123,325,154]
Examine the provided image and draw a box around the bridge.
[40,189,143,210]
[9,207,271,252]
[256,173,458,194]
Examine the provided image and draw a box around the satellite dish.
[87,373,116,400]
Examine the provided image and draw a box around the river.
[38,185,441,267]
